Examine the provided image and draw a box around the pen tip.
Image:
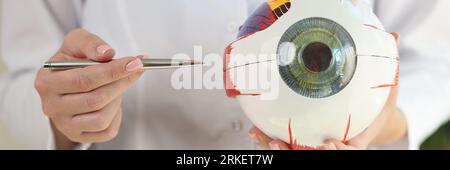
[43,62,51,68]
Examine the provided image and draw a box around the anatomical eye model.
[224,0,399,149]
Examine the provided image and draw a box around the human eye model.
[224,0,398,149]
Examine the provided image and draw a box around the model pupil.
[301,42,333,73]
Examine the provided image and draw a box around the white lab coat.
[1,0,449,150]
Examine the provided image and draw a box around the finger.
[78,108,123,143]
[325,139,356,150]
[61,29,115,61]
[390,32,401,45]
[70,97,122,132]
[48,56,143,93]
[384,32,400,110]
[58,70,142,114]
[249,126,274,150]
[322,142,337,150]
[269,140,290,150]
[386,86,399,108]
[345,129,371,149]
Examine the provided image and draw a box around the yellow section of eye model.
[267,0,292,18]
[268,0,291,10]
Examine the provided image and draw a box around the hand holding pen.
[34,29,201,149]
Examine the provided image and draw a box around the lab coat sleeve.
[372,0,450,150]
[0,0,90,149]
[397,45,450,150]
[395,24,450,149]
[246,0,265,14]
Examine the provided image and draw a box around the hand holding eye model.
[224,0,405,149]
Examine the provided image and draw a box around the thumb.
[61,29,115,61]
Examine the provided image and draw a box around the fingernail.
[97,45,112,55]
[126,58,143,72]
[269,143,281,150]
[249,132,260,144]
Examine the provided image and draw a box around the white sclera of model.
[225,0,398,148]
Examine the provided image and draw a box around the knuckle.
[122,71,141,86]
[67,28,84,37]
[123,74,135,86]
[55,121,85,143]
[65,30,76,40]
[128,72,141,83]
[107,68,123,82]
[85,92,107,111]
[84,34,103,49]
[64,29,84,44]
[53,117,72,134]
[105,127,119,140]
[34,70,49,93]
[67,134,84,143]
[85,33,101,43]
[34,78,45,93]
[42,101,59,117]
[59,122,73,134]
[74,72,94,91]
[91,113,110,131]
[41,103,53,117]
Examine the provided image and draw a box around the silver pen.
[43,58,203,70]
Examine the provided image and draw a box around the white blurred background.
[0,0,20,149]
